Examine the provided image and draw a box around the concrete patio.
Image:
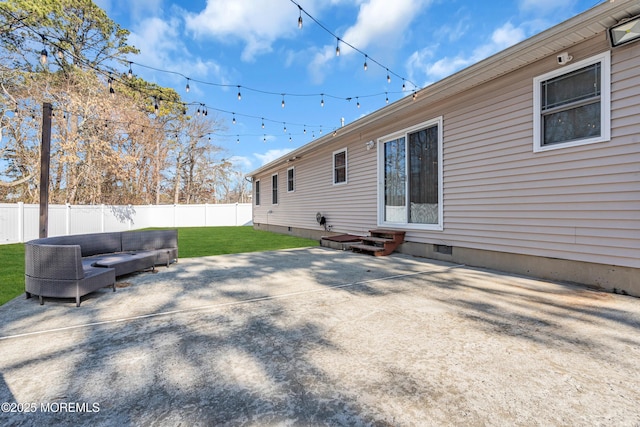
[0,247,639,426]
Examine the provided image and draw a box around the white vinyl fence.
[0,203,253,244]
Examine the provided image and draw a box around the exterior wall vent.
[434,244,453,255]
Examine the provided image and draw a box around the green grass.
[0,243,25,307]
[0,227,318,306]
[177,226,318,258]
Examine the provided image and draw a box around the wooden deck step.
[350,243,386,256]
[361,236,394,244]
[351,229,406,257]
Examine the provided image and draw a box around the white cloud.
[519,0,577,16]
[127,16,228,84]
[408,21,527,83]
[254,148,294,166]
[184,0,297,62]
[308,0,431,83]
[228,155,253,172]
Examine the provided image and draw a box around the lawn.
[0,227,318,306]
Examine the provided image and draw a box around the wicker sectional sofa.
[25,229,178,307]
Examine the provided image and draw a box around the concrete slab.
[0,247,639,426]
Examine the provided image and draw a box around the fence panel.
[0,203,253,244]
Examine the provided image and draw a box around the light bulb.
[320,95,324,107]
[237,86,241,100]
[261,119,265,129]
[40,48,48,64]
[281,96,285,108]
[336,39,340,57]
[186,79,190,93]
[387,70,391,83]
[110,87,115,98]
[232,114,236,124]
[127,63,133,78]
[363,55,368,71]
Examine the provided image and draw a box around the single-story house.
[247,0,640,297]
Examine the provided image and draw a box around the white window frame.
[271,173,278,205]
[533,51,611,152]
[254,179,260,206]
[287,166,295,192]
[333,148,348,185]
[377,116,444,231]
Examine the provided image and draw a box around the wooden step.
[361,236,394,244]
[350,243,387,256]
[352,229,405,257]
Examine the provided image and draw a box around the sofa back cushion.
[25,243,84,280]
[71,232,122,256]
[29,232,122,256]
[121,229,178,252]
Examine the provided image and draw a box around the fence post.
[65,203,71,235]
[18,202,24,242]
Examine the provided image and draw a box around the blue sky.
[94,0,602,173]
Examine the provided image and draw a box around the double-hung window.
[378,117,443,230]
[287,167,295,192]
[333,149,347,184]
[533,52,610,151]
[271,174,278,204]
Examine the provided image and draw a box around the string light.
[237,85,242,100]
[17,8,405,144]
[283,122,287,133]
[232,113,236,124]
[297,5,303,29]
[385,92,389,104]
[186,78,190,93]
[356,97,360,108]
[261,118,265,129]
[402,79,406,91]
[320,94,324,107]
[39,36,48,65]
[290,0,417,90]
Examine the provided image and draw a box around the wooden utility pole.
[39,102,52,238]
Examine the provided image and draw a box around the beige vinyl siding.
[253,34,640,269]
[253,136,378,235]
[408,36,639,268]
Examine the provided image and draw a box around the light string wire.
[2,6,416,142]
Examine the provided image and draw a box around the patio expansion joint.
[0,264,466,342]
